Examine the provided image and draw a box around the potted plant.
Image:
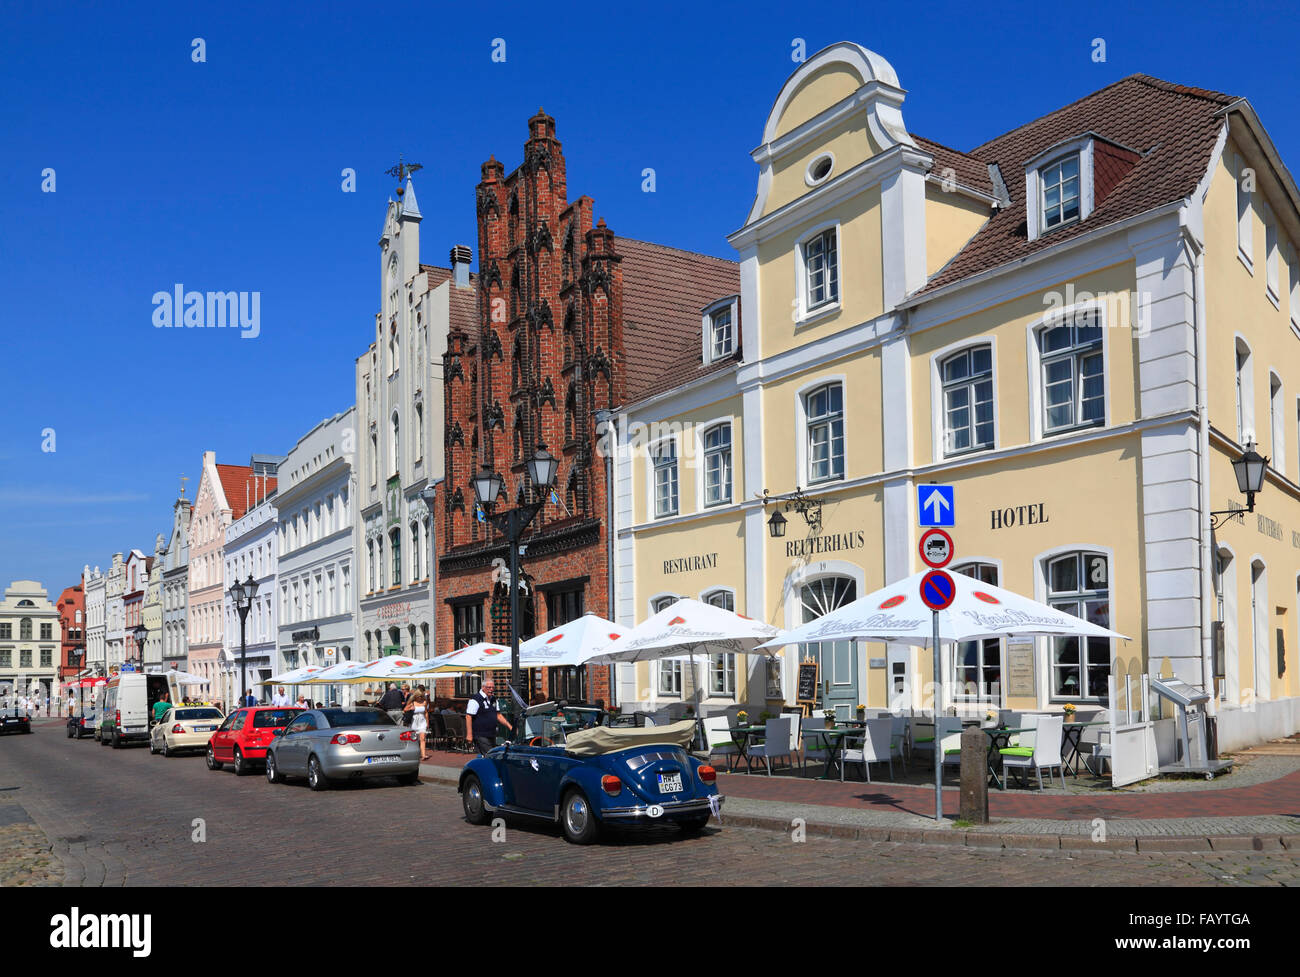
[823,707,836,728]
[856,703,866,720]
[736,709,749,727]
[1063,703,1078,722]
[985,709,999,728]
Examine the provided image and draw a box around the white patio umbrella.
[518,614,631,668]
[588,599,782,715]
[331,656,423,684]
[261,665,325,685]
[758,569,1128,648]
[421,642,512,672]
[300,659,371,684]
[758,569,1128,823]
[589,599,781,665]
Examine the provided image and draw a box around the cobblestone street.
[1,720,1297,886]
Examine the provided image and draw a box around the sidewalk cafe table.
[1062,721,1107,776]
[728,725,765,768]
[802,727,856,780]
[982,726,1029,790]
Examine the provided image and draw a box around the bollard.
[958,725,989,824]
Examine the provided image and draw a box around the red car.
[206,706,303,776]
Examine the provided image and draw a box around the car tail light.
[399,731,414,741]
[115,710,120,726]
[330,733,361,745]
[172,724,185,733]
[698,765,717,784]
[601,775,622,796]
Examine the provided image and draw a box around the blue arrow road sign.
[917,484,954,527]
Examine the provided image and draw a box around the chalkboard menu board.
[797,660,820,706]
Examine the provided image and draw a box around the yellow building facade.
[609,43,1300,749]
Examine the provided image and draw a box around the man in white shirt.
[271,687,290,707]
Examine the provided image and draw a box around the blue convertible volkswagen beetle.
[458,719,723,844]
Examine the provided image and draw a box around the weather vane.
[179,474,189,498]
[385,154,423,190]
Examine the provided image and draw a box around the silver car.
[264,707,421,790]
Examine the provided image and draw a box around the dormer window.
[701,296,740,364]
[1024,136,1111,242]
[1040,155,1081,230]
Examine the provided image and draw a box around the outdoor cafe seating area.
[695,708,1114,790]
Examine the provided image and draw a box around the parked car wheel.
[66,725,74,739]
[678,814,711,835]
[561,789,600,845]
[149,738,158,754]
[232,748,248,776]
[111,731,121,749]
[160,739,170,758]
[205,744,222,771]
[307,755,330,791]
[265,751,282,784]
[462,775,490,825]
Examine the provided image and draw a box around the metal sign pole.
[932,608,942,822]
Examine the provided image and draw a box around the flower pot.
[824,718,835,729]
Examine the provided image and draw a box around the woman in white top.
[403,691,429,761]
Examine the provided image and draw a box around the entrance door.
[886,647,913,712]
[799,577,858,717]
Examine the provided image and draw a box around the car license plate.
[657,771,684,793]
[196,725,216,731]
[365,755,401,764]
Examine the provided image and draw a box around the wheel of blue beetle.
[462,774,490,825]
[561,789,600,845]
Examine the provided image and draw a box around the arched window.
[1235,337,1254,443]
[19,618,32,640]
[1046,551,1111,700]
[799,577,857,708]
[390,412,401,475]
[389,529,402,590]
[565,383,576,443]
[414,403,424,463]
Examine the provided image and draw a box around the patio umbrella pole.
[932,609,941,823]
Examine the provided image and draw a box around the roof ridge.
[968,75,1147,155]
[617,236,738,267]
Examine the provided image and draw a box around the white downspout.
[1190,235,1216,717]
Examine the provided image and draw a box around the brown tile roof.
[216,464,277,521]
[616,238,741,404]
[420,264,453,290]
[918,74,1237,295]
[913,135,994,197]
[449,275,478,334]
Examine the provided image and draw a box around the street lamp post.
[131,624,147,670]
[228,574,258,710]
[471,445,558,734]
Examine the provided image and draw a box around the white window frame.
[701,588,737,698]
[648,435,680,520]
[1287,244,1300,339]
[950,559,1004,704]
[696,417,735,510]
[1235,335,1255,444]
[650,594,681,697]
[1025,303,1109,442]
[1265,209,1280,306]
[701,296,739,364]
[793,220,842,326]
[1033,544,1115,706]
[795,377,846,486]
[932,339,998,460]
[1024,138,1094,242]
[1236,152,1254,270]
[1269,371,1285,476]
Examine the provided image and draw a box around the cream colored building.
[610,43,1300,749]
[0,581,61,702]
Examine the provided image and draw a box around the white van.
[98,672,180,748]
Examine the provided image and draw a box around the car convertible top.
[560,719,697,757]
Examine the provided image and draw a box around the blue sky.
[1,0,1297,593]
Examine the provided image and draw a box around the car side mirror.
[272,729,284,737]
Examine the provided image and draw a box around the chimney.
[450,245,472,288]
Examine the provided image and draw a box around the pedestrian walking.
[404,691,430,761]
[464,679,512,755]
[271,686,290,707]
